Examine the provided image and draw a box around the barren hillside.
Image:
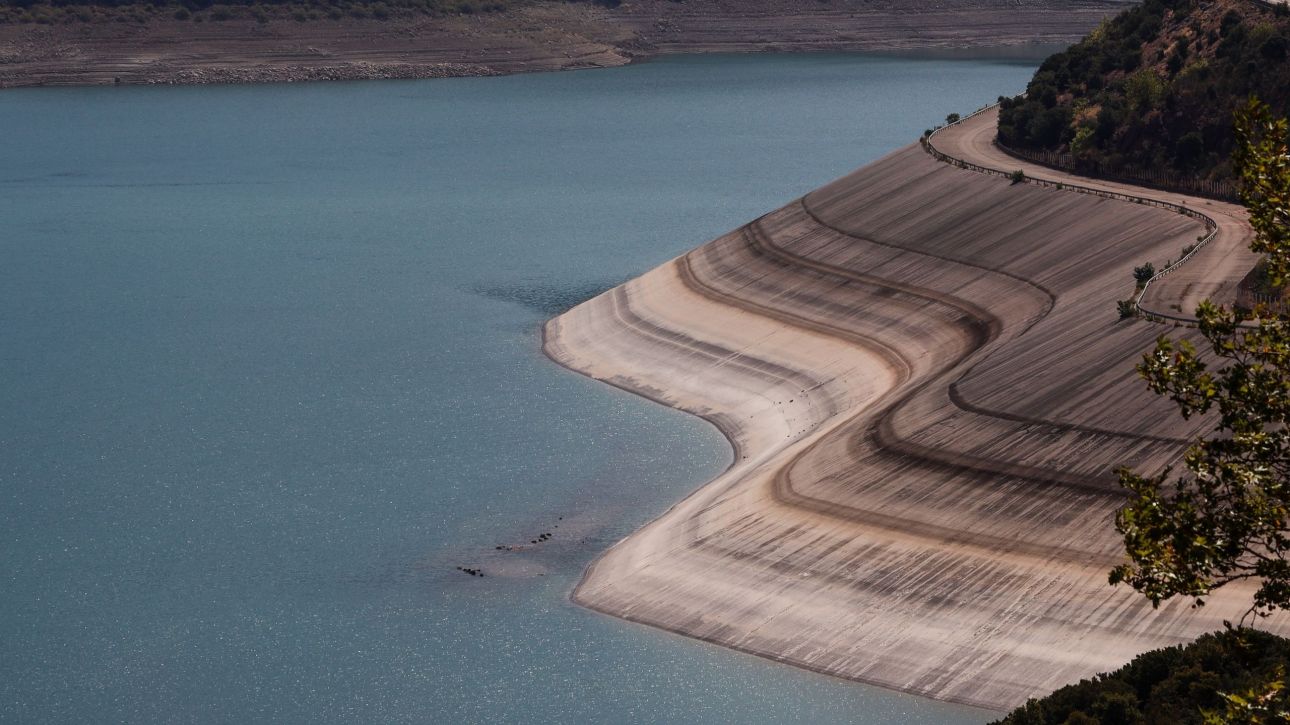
[0,0,1132,87]
[544,109,1278,710]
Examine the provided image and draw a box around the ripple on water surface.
[0,51,1051,722]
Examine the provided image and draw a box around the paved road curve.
[931,107,1260,319]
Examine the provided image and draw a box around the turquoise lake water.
[2,51,1048,723]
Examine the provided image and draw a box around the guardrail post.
[922,103,1225,327]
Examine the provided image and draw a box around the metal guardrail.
[1132,230,1220,325]
[921,104,1221,326]
[997,143,1237,202]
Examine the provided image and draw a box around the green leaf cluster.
[997,628,1290,724]
[997,0,1290,182]
[1111,98,1290,618]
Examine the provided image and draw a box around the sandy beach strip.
[545,111,1283,710]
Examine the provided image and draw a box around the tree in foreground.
[998,98,1290,725]
[1110,97,1290,619]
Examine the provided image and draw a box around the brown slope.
[544,111,1282,710]
[0,0,1132,87]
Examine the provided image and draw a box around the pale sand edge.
[540,127,1278,710]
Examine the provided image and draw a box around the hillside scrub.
[997,0,1290,183]
[996,628,1290,724]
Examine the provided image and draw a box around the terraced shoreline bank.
[0,0,1130,88]
[544,109,1283,710]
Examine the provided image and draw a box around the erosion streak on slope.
[545,119,1284,709]
[931,107,1259,317]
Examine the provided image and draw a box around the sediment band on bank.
[545,109,1282,710]
[0,0,1134,87]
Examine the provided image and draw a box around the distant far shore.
[0,0,1131,88]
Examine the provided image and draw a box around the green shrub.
[995,629,1290,724]
[1133,262,1156,283]
[995,0,1290,185]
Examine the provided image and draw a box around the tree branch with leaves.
[1111,98,1290,620]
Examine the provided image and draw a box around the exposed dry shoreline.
[0,0,1132,87]
[543,109,1285,710]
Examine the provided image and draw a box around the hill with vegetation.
[996,628,1290,724]
[997,0,1290,184]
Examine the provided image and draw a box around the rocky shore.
[139,61,499,85]
[0,0,1133,88]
